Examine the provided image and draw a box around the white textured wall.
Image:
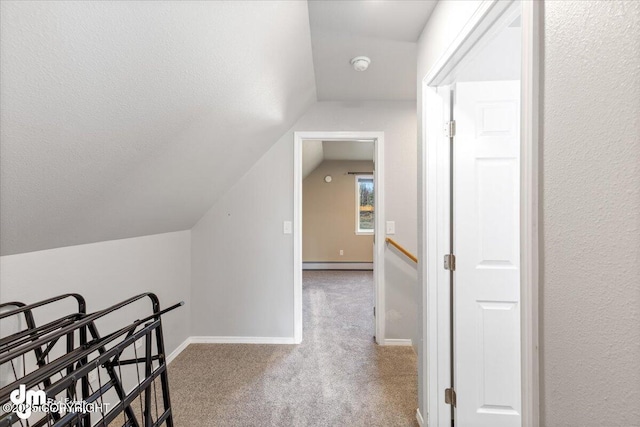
[416,0,483,80]
[541,1,640,425]
[416,0,640,423]
[191,101,418,341]
[0,231,191,356]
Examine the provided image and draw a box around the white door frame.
[419,1,541,426]
[293,131,385,344]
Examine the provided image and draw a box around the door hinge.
[444,254,456,271]
[445,120,456,138]
[445,387,457,407]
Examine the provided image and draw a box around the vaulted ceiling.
[0,1,435,255]
[309,0,437,100]
[0,1,316,255]
[301,140,374,179]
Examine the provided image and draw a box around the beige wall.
[303,160,374,262]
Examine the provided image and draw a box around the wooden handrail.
[385,237,418,263]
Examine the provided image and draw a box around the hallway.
[168,271,418,426]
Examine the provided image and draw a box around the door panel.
[477,159,518,266]
[454,80,521,427]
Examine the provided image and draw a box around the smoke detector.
[350,56,371,72]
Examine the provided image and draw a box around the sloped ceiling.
[323,141,374,161]
[302,140,374,179]
[0,1,316,255]
[302,140,324,179]
[309,0,437,101]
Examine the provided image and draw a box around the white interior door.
[454,80,521,426]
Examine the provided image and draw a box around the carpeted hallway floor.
[168,270,418,426]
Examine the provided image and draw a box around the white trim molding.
[355,174,375,235]
[166,337,192,365]
[303,262,373,271]
[294,131,386,346]
[422,83,452,427]
[165,335,299,366]
[424,0,502,86]
[190,336,297,345]
[420,1,541,426]
[520,1,542,426]
[382,339,413,347]
[416,408,425,427]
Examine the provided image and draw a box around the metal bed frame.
[0,293,183,427]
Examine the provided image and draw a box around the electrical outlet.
[135,339,143,350]
[339,250,344,256]
[88,371,97,383]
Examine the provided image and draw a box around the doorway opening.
[420,1,540,426]
[293,132,385,344]
[301,141,375,271]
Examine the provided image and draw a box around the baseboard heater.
[303,262,373,271]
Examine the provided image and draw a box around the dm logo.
[10,385,46,420]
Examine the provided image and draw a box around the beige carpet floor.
[167,270,418,426]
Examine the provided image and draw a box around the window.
[356,175,374,234]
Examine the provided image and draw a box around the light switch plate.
[283,221,292,234]
[386,221,395,235]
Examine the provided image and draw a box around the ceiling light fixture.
[350,56,371,72]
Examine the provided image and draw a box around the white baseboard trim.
[382,338,413,346]
[167,337,409,361]
[303,262,373,270]
[190,336,297,345]
[416,408,424,426]
[166,337,191,365]
[165,335,297,365]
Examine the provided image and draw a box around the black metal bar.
[0,294,182,427]
[0,315,83,351]
[0,293,158,365]
[0,294,87,413]
[112,355,161,367]
[44,384,110,427]
[42,374,115,426]
[153,409,171,427]
[0,302,22,309]
[0,297,75,420]
[49,322,166,427]
[1,321,161,427]
[65,331,75,400]
[78,324,89,427]
[36,337,61,365]
[0,301,25,311]
[153,311,173,427]
[0,321,140,402]
[85,321,141,427]
[0,294,86,320]
[137,302,184,326]
[82,367,166,427]
[144,330,152,427]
